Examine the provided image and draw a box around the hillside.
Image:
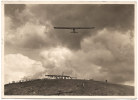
[4,79,134,96]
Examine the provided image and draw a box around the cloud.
[39,45,108,81]
[5,14,56,49]
[4,4,26,28]
[40,47,76,75]
[80,28,134,84]
[27,4,134,30]
[4,54,45,84]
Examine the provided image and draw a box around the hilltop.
[4,79,134,96]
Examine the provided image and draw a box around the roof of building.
[45,75,71,77]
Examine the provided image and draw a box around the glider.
[54,27,95,33]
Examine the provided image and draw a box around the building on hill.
[45,75,76,79]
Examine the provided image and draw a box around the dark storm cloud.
[29,4,134,31]
[25,4,134,49]
[5,4,26,28]
[5,4,134,50]
[5,4,26,15]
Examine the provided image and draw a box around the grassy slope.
[4,79,134,96]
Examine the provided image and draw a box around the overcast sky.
[4,4,134,85]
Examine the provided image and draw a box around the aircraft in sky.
[54,27,95,33]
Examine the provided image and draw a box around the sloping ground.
[4,79,134,96]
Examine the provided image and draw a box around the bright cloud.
[40,47,75,75]
[4,54,45,84]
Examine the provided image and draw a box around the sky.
[4,4,134,85]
